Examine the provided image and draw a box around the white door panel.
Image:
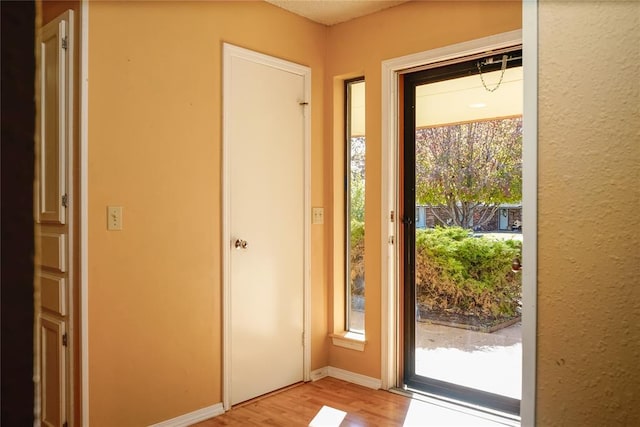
[36,10,73,427]
[224,46,309,406]
[40,315,66,427]
[38,17,67,225]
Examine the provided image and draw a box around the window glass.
[346,79,365,333]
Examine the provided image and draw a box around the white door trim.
[79,0,90,425]
[520,3,538,424]
[221,43,311,411]
[380,26,536,425]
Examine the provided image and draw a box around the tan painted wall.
[324,0,522,378]
[87,2,326,425]
[85,0,639,424]
[537,1,640,424]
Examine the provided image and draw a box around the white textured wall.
[538,1,640,424]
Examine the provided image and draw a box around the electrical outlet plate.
[107,206,123,230]
[312,207,324,224]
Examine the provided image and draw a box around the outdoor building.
[416,204,522,231]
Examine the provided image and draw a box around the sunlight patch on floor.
[402,398,512,426]
[416,343,522,399]
[308,405,347,427]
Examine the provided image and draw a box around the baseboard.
[328,367,382,389]
[148,403,224,427]
[310,367,329,381]
[315,366,381,390]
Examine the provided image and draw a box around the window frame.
[344,77,365,334]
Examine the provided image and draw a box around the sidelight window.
[345,78,365,333]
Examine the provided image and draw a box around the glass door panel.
[403,50,523,416]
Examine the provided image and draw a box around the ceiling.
[416,67,523,127]
[264,0,410,26]
[350,67,523,135]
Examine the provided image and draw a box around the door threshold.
[389,387,520,426]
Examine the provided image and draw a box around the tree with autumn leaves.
[415,117,522,229]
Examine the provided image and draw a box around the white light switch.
[312,207,324,224]
[107,206,123,230]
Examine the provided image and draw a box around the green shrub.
[350,219,364,248]
[415,227,521,318]
[348,225,520,318]
[350,220,365,296]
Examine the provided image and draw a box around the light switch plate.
[107,206,123,230]
[312,207,324,225]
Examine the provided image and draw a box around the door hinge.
[62,333,68,347]
[62,37,68,50]
[390,211,395,222]
[389,236,395,245]
[62,194,68,208]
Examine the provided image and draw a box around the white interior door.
[36,10,74,427]
[223,44,310,406]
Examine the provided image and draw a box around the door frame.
[221,43,311,411]
[400,50,523,416]
[381,23,537,425]
[79,1,90,425]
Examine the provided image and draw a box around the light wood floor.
[192,377,516,426]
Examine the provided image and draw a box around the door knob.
[234,239,248,250]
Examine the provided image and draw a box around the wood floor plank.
[192,377,515,427]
